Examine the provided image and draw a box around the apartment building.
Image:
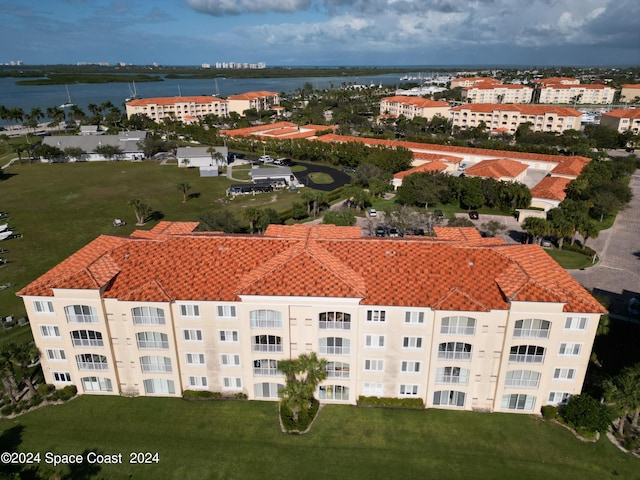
[461,85,534,104]
[620,85,640,104]
[450,104,582,134]
[450,77,502,89]
[379,96,450,120]
[125,96,228,123]
[19,222,605,414]
[599,108,640,134]
[537,84,615,105]
[227,91,280,116]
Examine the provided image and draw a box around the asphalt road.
[294,162,352,191]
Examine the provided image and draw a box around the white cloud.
[186,0,313,16]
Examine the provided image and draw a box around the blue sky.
[1,0,638,67]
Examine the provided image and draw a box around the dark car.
[434,210,444,220]
[388,227,403,238]
[375,226,388,237]
[468,211,479,220]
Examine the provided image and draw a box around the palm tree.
[604,365,640,436]
[0,344,20,404]
[177,182,192,203]
[12,342,39,397]
[242,207,260,234]
[128,198,152,225]
[278,352,327,425]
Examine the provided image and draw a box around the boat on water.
[60,85,75,108]
[125,81,140,102]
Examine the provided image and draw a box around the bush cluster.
[280,398,320,433]
[541,405,558,420]
[358,396,425,409]
[562,243,596,257]
[0,384,77,417]
[183,390,223,399]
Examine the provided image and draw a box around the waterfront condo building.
[125,96,229,123]
[460,84,534,104]
[226,91,280,116]
[536,84,615,105]
[449,104,582,134]
[19,223,605,414]
[379,96,450,120]
[599,108,640,135]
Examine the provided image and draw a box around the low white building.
[41,131,147,162]
[176,146,229,169]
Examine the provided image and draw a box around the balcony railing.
[319,346,350,355]
[133,315,165,326]
[137,341,169,350]
[509,354,544,364]
[76,362,108,371]
[253,367,280,376]
[251,344,283,353]
[513,329,549,339]
[67,314,98,324]
[435,375,468,384]
[72,339,104,347]
[319,321,351,330]
[250,319,282,329]
[141,364,172,373]
[437,351,471,361]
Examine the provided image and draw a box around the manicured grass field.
[545,249,595,269]
[0,396,637,480]
[0,161,306,319]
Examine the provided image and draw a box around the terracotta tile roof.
[540,84,610,90]
[126,96,226,106]
[602,108,640,119]
[381,96,450,108]
[450,104,582,117]
[530,176,571,201]
[393,161,448,179]
[621,84,640,88]
[412,152,463,163]
[227,91,279,100]
[220,122,336,140]
[130,221,199,239]
[465,158,528,179]
[265,224,362,239]
[464,84,531,91]
[17,224,605,314]
[550,156,590,176]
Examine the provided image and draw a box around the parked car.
[258,155,274,163]
[375,226,388,237]
[342,167,356,174]
[388,227,403,238]
[274,158,292,166]
[434,210,444,220]
[468,211,479,220]
[368,208,377,217]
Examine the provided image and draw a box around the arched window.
[75,353,108,371]
[65,305,98,323]
[132,307,165,325]
[252,335,282,353]
[250,310,282,328]
[513,319,550,338]
[319,312,351,330]
[509,345,545,363]
[253,359,279,376]
[136,332,169,350]
[71,330,103,347]
[437,342,472,360]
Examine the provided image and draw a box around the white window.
[250,310,282,328]
[76,353,108,371]
[433,390,466,407]
[326,362,350,379]
[183,329,203,342]
[185,353,205,365]
[362,382,384,396]
[253,335,283,353]
[513,319,551,338]
[319,337,350,355]
[219,330,239,343]
[33,300,54,314]
[217,305,237,318]
[52,371,71,383]
[548,391,571,405]
[564,316,588,331]
[553,368,576,381]
[438,342,472,360]
[365,334,385,348]
[319,385,349,401]
[64,305,98,323]
[188,376,209,389]
[140,356,172,373]
[366,310,386,323]
[509,345,545,363]
[364,359,384,372]
[81,376,112,392]
[558,343,582,356]
[253,359,279,376]
[223,377,242,390]
[402,336,423,349]
[505,370,540,388]
[319,312,351,330]
[401,361,421,373]
[399,384,419,397]
[46,349,66,361]
[132,307,165,325]
[71,330,103,347]
[502,394,536,411]
[441,316,476,335]
[404,311,424,324]
[136,332,169,350]
[254,382,283,399]
[40,325,61,338]
[435,367,469,385]
[143,378,175,394]
[221,354,241,367]
[180,304,200,318]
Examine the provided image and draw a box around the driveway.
[569,169,640,317]
[294,162,352,191]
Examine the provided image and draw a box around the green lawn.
[0,161,313,319]
[545,249,595,269]
[307,172,334,184]
[0,396,637,480]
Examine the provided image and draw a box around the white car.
[369,208,377,217]
[258,155,273,163]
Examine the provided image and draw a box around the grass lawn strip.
[0,396,638,479]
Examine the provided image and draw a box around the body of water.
[0,72,413,115]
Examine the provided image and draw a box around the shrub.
[183,390,222,399]
[62,385,78,397]
[1,404,15,416]
[30,395,43,407]
[560,394,612,433]
[541,405,558,420]
[234,392,248,400]
[38,384,55,396]
[280,398,320,433]
[562,243,596,257]
[357,396,425,409]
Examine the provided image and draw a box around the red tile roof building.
[620,85,640,104]
[220,121,337,140]
[461,84,534,104]
[379,96,450,120]
[537,84,615,105]
[227,91,280,116]
[125,96,228,124]
[464,159,529,182]
[450,104,582,134]
[19,222,604,413]
[599,108,640,134]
